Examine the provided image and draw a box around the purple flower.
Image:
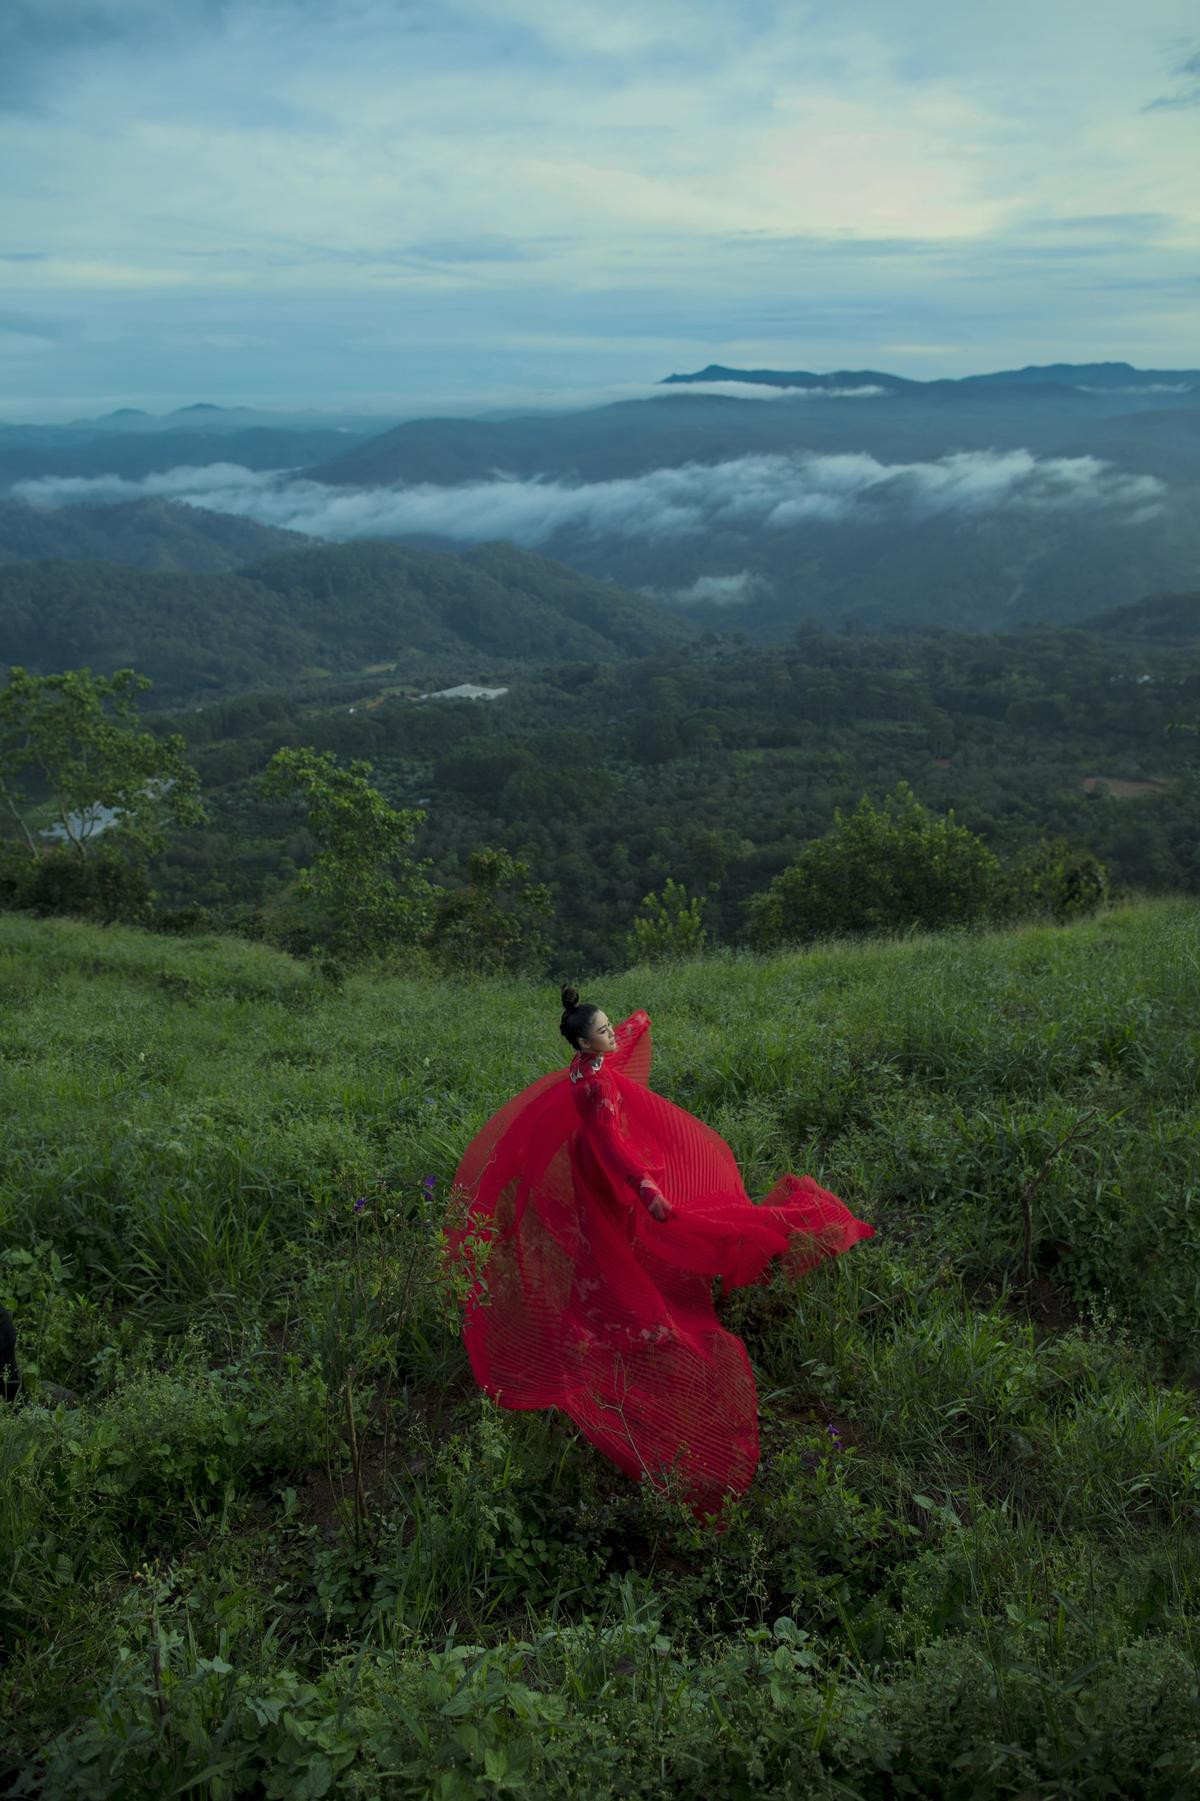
[422,1176,437,1193]
[826,1423,842,1444]
[353,1196,367,1214]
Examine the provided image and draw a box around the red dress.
[445,1009,875,1519]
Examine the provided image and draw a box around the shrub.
[625,878,709,964]
[994,835,1110,923]
[746,782,999,948]
[424,847,552,976]
[0,844,152,924]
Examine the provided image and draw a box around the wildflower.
[353,1196,367,1214]
[422,1175,437,1193]
[826,1423,842,1445]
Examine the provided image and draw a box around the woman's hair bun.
[559,984,599,1050]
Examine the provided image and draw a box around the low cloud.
[656,382,889,402]
[661,570,767,606]
[10,445,1169,545]
[1076,382,1193,394]
[11,463,289,509]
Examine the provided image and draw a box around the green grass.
[1,898,1198,1797]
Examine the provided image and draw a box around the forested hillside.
[0,497,311,572]
[141,602,1200,968]
[0,540,695,699]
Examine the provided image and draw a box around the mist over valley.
[3,362,1198,637]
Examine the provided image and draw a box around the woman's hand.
[636,1177,672,1222]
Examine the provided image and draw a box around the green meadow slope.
[1,897,1198,1796]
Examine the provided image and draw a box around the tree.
[746,781,999,949]
[0,665,205,923]
[0,665,205,863]
[625,878,709,965]
[994,837,1110,923]
[425,847,552,975]
[260,747,435,960]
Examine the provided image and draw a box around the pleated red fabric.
[444,1009,876,1519]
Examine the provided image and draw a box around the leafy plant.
[995,834,1111,923]
[425,846,552,975]
[0,665,205,920]
[625,878,709,964]
[260,746,436,961]
[746,780,1000,948]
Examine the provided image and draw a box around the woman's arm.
[577,1079,672,1220]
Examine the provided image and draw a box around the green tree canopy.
[0,664,205,863]
[995,837,1110,923]
[425,846,552,976]
[260,747,435,961]
[746,781,999,949]
[625,878,709,965]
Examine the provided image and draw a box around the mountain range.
[289,370,1200,636]
[660,360,1200,395]
[2,363,1198,640]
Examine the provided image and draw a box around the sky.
[2,0,1198,422]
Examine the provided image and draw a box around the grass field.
[1,897,1198,1797]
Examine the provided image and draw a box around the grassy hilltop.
[1,897,1198,1796]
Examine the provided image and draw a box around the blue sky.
[1,0,1197,421]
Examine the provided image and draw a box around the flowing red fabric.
[444,1009,876,1519]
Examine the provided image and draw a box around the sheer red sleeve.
[577,1076,666,1211]
[607,1009,652,1085]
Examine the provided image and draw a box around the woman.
[444,989,875,1519]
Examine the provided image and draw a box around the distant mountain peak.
[660,364,909,390]
[662,359,1198,392]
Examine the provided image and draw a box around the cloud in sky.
[1,1,1197,415]
[665,571,768,607]
[1141,44,1200,109]
[1076,382,1193,393]
[11,447,1169,542]
[656,383,890,401]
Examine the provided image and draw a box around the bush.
[994,835,1110,923]
[625,878,709,964]
[0,845,152,925]
[424,847,552,976]
[746,782,999,948]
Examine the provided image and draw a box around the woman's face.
[578,1009,617,1057]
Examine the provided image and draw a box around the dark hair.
[559,984,601,1053]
